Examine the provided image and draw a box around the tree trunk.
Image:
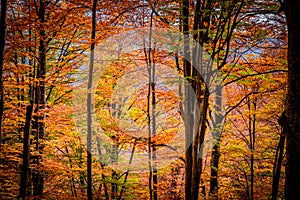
[272,112,285,200]
[283,1,300,199]
[181,0,193,199]
[151,69,158,200]
[249,100,256,200]
[182,0,210,199]
[146,9,158,200]
[87,0,97,199]
[209,87,223,199]
[19,102,34,199]
[32,0,46,196]
[150,29,158,200]
[0,0,7,152]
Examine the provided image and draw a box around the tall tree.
[179,0,244,199]
[181,1,193,199]
[32,0,47,195]
[282,0,300,199]
[0,0,7,152]
[87,0,97,199]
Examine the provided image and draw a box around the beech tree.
[87,0,97,199]
[0,0,7,152]
[282,0,300,199]
[178,0,245,199]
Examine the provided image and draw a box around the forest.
[0,0,300,199]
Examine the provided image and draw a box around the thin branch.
[224,69,288,86]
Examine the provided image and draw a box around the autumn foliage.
[0,0,291,199]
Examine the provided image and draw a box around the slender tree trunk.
[283,1,300,199]
[209,143,220,197]
[147,85,153,200]
[19,102,34,199]
[246,98,256,200]
[146,9,158,200]
[150,11,158,198]
[251,101,256,200]
[0,0,7,152]
[181,1,193,199]
[272,112,285,200]
[191,0,202,198]
[147,70,153,200]
[151,51,158,200]
[87,0,97,199]
[209,87,223,199]
[33,0,46,196]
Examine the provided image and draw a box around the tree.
[0,0,7,152]
[282,0,300,199]
[0,0,91,198]
[177,1,245,199]
[31,0,47,195]
[87,0,97,199]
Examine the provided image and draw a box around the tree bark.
[182,0,211,199]
[87,0,97,199]
[209,87,222,199]
[0,0,7,152]
[181,1,193,199]
[283,1,300,199]
[32,0,46,196]
[272,112,285,200]
[19,102,34,199]
[151,29,158,200]
[249,99,257,200]
[146,8,158,200]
